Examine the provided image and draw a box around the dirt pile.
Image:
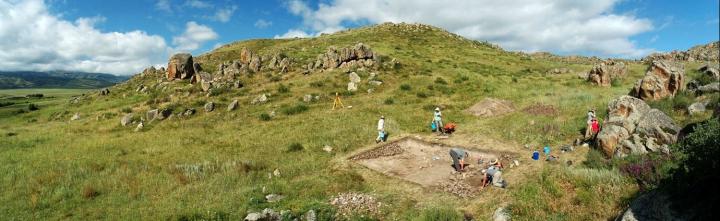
[350,143,404,160]
[522,104,558,116]
[438,173,479,198]
[330,192,382,217]
[466,98,515,117]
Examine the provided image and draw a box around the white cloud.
[0,0,170,75]
[172,21,218,52]
[283,0,655,57]
[274,29,312,39]
[254,19,273,28]
[185,0,212,9]
[211,5,237,23]
[155,0,171,12]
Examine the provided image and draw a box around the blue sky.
[0,0,717,75]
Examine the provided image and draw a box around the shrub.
[434,77,447,85]
[27,103,39,111]
[400,84,412,91]
[120,107,132,113]
[259,113,271,121]
[384,98,395,105]
[277,84,290,93]
[416,92,428,98]
[286,143,304,152]
[0,102,14,107]
[610,78,622,87]
[414,207,462,221]
[281,104,309,115]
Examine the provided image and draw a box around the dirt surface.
[466,98,515,117]
[353,137,505,197]
[522,103,558,116]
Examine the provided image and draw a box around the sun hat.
[490,159,499,164]
[380,115,385,119]
[435,107,440,111]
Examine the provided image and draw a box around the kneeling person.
[481,166,506,189]
[449,148,469,172]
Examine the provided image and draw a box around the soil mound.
[466,98,515,117]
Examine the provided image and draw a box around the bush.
[0,101,14,107]
[286,143,304,152]
[416,92,428,98]
[281,104,309,115]
[434,77,447,85]
[400,84,412,91]
[259,113,271,121]
[120,107,132,113]
[610,78,622,87]
[27,103,39,111]
[277,84,290,93]
[384,98,395,105]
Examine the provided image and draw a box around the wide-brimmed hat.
[435,107,440,111]
[380,115,385,119]
[490,159,499,164]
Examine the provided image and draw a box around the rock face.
[643,41,719,63]
[466,98,515,117]
[698,63,720,80]
[616,191,684,221]
[587,61,627,87]
[630,60,685,100]
[596,96,679,158]
[167,53,195,80]
[309,43,376,72]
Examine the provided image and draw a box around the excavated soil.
[522,103,558,116]
[353,137,505,197]
[466,98,515,117]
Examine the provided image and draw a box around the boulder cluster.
[306,43,376,73]
[643,41,719,63]
[596,96,679,158]
[586,61,627,87]
[630,60,685,100]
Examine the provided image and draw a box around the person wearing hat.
[449,148,469,172]
[490,158,503,169]
[433,107,444,135]
[584,108,596,140]
[376,115,386,143]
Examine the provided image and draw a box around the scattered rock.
[587,61,627,87]
[596,96,679,157]
[642,41,719,62]
[265,194,285,203]
[273,168,280,177]
[304,210,316,221]
[134,122,144,132]
[204,102,215,112]
[227,99,239,111]
[166,53,195,80]
[697,82,719,94]
[330,192,381,218]
[183,108,196,116]
[351,143,403,160]
[252,94,269,105]
[70,113,81,121]
[136,84,145,92]
[120,113,133,126]
[466,98,515,117]
[146,109,159,121]
[630,60,685,100]
[493,207,510,221]
[303,94,313,102]
[244,208,281,221]
[99,88,110,96]
[348,72,361,83]
[688,102,708,115]
[368,80,382,86]
[322,145,333,153]
[347,82,358,92]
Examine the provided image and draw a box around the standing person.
[376,116,385,143]
[449,148,469,172]
[584,108,596,139]
[433,107,444,135]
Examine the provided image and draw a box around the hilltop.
[0,22,717,220]
[0,71,127,89]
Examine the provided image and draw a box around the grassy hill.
[0,71,128,89]
[0,23,714,220]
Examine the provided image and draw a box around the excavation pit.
[352,137,505,197]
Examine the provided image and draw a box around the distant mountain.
[0,71,129,89]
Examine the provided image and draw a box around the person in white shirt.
[584,108,596,139]
[376,116,385,143]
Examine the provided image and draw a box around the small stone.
[134,122,144,132]
[323,145,333,152]
[204,102,215,112]
[304,210,316,221]
[273,168,280,177]
[265,194,285,202]
[70,113,81,121]
[121,113,133,126]
[347,82,358,92]
[227,99,239,111]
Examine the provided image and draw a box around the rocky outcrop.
[643,41,719,63]
[167,53,195,80]
[587,61,627,87]
[596,96,679,158]
[698,63,720,80]
[309,43,376,72]
[267,54,291,73]
[630,60,685,100]
[616,191,685,221]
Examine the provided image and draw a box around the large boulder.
[630,60,685,100]
[587,61,627,87]
[311,43,377,72]
[615,191,685,221]
[698,63,720,80]
[596,96,679,157]
[167,53,195,80]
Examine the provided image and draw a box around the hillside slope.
[0,71,127,89]
[0,23,714,220]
